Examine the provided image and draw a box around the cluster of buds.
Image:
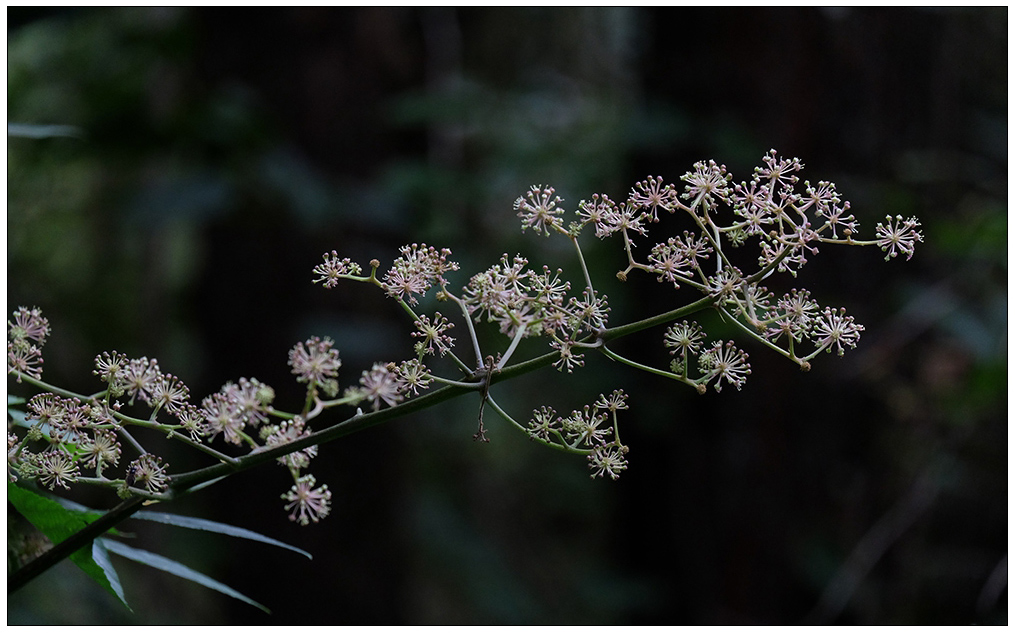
[8,150,923,526]
[6,313,344,525]
[298,150,921,481]
[526,389,631,480]
[7,306,49,382]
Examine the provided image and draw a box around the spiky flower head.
[699,340,751,392]
[515,185,565,236]
[263,416,317,471]
[875,215,924,261]
[80,430,121,474]
[312,251,363,288]
[811,307,864,356]
[346,362,406,411]
[125,453,170,494]
[8,307,50,347]
[588,444,628,480]
[413,312,455,358]
[282,474,332,525]
[381,243,459,306]
[629,175,679,220]
[34,450,80,490]
[289,336,342,397]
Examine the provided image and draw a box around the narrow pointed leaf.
[91,539,130,610]
[7,483,130,609]
[99,539,271,614]
[131,510,312,559]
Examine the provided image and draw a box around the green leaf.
[7,482,130,609]
[91,539,130,609]
[99,538,271,614]
[8,394,28,427]
[131,510,313,560]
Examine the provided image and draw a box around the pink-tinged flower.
[413,312,455,357]
[462,254,531,323]
[381,243,459,305]
[561,405,610,448]
[811,307,865,356]
[676,231,712,269]
[80,429,121,473]
[50,398,89,443]
[707,267,743,303]
[754,149,803,193]
[200,391,246,445]
[93,351,128,390]
[594,389,629,413]
[648,238,692,286]
[26,393,65,427]
[264,416,317,470]
[800,180,841,214]
[35,450,80,490]
[149,373,191,417]
[648,232,711,287]
[731,180,775,235]
[629,175,679,219]
[820,200,859,239]
[515,185,565,236]
[312,251,363,288]
[222,378,274,426]
[588,444,628,480]
[83,402,118,429]
[875,215,923,261]
[119,357,162,407]
[8,433,21,483]
[551,338,584,372]
[175,404,206,441]
[699,340,751,392]
[7,340,44,381]
[526,405,559,442]
[528,265,571,307]
[681,159,731,209]
[577,193,619,238]
[603,200,651,242]
[776,220,822,273]
[566,289,610,333]
[289,337,342,396]
[663,320,704,359]
[125,453,170,494]
[764,289,819,344]
[282,474,332,525]
[24,394,83,443]
[396,359,432,396]
[8,307,50,346]
[352,362,406,411]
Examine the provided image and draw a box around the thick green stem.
[599,294,715,343]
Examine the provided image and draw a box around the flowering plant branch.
[7,150,922,602]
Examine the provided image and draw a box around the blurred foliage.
[7,6,1007,625]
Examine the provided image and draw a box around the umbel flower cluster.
[7,150,922,525]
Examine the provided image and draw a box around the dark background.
[7,7,1007,625]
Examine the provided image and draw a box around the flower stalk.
[7,150,921,592]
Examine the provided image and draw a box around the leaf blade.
[100,539,271,614]
[131,510,312,559]
[7,483,130,609]
[91,539,131,610]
